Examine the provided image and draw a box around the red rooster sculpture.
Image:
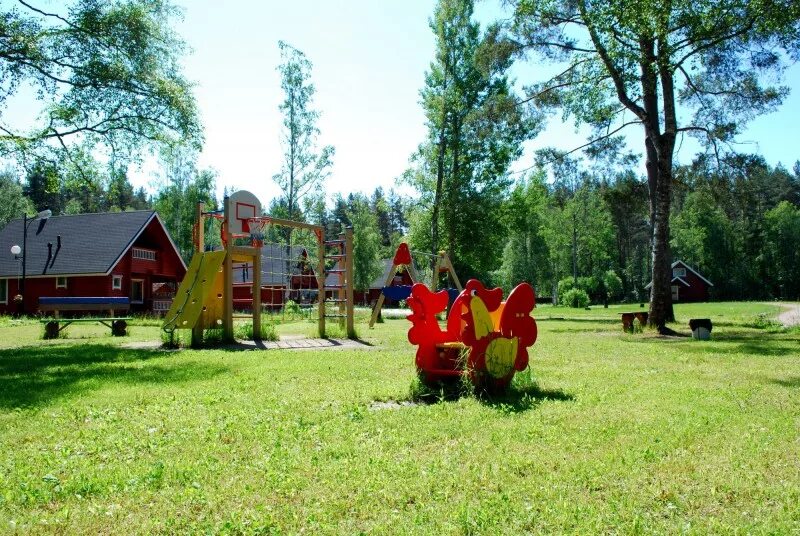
[407,279,538,390]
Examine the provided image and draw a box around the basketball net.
[248,219,267,247]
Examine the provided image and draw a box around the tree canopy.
[504,0,800,329]
[405,0,533,280]
[0,0,201,173]
[272,41,334,224]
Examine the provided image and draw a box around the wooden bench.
[38,297,131,339]
[620,311,649,332]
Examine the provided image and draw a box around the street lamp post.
[10,209,52,315]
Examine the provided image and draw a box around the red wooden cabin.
[645,260,713,302]
[0,211,186,315]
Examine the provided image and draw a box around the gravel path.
[777,302,800,328]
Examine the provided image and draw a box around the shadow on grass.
[769,376,800,388]
[409,375,574,414]
[622,329,799,357]
[538,317,620,324]
[215,337,374,352]
[480,384,574,414]
[0,344,228,410]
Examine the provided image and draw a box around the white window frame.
[112,274,123,290]
[132,248,157,261]
[131,278,145,304]
[56,276,68,289]
[673,267,687,278]
[671,285,679,301]
[0,279,7,304]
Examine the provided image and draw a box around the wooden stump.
[44,321,60,339]
[111,320,128,337]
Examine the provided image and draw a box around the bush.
[563,288,590,308]
[602,270,624,302]
[284,300,302,317]
[576,276,599,297]
[557,278,576,304]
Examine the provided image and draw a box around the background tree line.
[3,0,799,309]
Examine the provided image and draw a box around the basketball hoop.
[249,218,267,247]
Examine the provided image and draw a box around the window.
[112,275,123,290]
[56,277,68,289]
[132,248,156,261]
[0,279,7,304]
[671,285,680,301]
[131,279,144,304]
[673,266,687,278]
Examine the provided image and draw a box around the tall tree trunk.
[446,116,461,261]
[639,36,675,331]
[431,56,450,260]
[649,160,675,330]
[285,95,296,304]
[432,120,446,259]
[571,217,578,284]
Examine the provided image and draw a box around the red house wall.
[1,275,122,315]
[677,270,709,302]
[0,217,186,315]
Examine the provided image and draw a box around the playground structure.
[369,242,462,328]
[407,279,538,391]
[162,190,355,345]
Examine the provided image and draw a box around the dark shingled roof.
[323,257,396,289]
[0,211,157,278]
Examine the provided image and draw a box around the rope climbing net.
[232,241,319,313]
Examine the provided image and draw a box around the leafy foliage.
[507,0,800,327]
[562,287,589,308]
[272,41,334,224]
[152,148,218,261]
[347,196,384,294]
[0,0,201,172]
[405,0,534,280]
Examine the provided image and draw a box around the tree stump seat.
[620,311,649,331]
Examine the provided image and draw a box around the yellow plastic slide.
[162,251,227,332]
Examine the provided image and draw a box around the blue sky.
[6,1,799,204]
[168,0,799,205]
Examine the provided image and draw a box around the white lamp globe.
[10,245,21,255]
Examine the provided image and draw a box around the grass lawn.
[0,302,798,533]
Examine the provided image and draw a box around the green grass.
[0,302,798,533]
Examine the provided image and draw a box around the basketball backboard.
[227,190,262,234]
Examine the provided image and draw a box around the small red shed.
[0,211,186,315]
[645,260,713,302]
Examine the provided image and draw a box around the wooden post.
[442,252,462,291]
[407,262,419,283]
[191,202,205,347]
[368,267,396,328]
[195,202,205,252]
[317,229,326,338]
[338,231,346,328]
[223,196,234,342]
[345,226,355,338]
[252,243,262,340]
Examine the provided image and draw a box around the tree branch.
[512,119,642,175]
[577,0,647,120]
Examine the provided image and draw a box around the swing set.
[368,242,462,327]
